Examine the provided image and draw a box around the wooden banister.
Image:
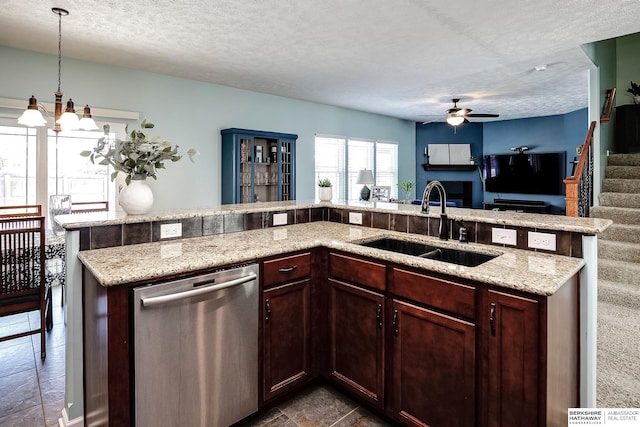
[564,121,596,217]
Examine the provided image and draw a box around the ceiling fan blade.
[466,113,499,118]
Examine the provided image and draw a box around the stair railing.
[564,121,596,217]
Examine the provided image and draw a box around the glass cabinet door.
[221,128,297,204]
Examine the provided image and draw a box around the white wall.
[0,46,415,209]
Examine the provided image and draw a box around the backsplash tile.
[390,214,408,233]
[76,205,585,258]
[296,208,310,224]
[203,215,224,235]
[123,222,152,245]
[371,212,389,230]
[408,215,428,236]
[224,214,244,233]
[91,225,123,249]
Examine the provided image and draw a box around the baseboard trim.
[59,408,84,427]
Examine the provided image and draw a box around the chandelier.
[17,7,97,132]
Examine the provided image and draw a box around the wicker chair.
[0,216,48,360]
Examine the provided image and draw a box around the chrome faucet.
[421,180,449,240]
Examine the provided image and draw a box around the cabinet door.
[391,299,475,427]
[262,280,311,402]
[486,290,539,427]
[329,279,385,410]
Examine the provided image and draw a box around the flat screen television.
[481,152,566,196]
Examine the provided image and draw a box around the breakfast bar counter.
[56,200,611,426]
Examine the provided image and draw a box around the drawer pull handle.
[393,309,399,335]
[279,266,298,273]
[376,303,382,329]
[490,303,496,336]
[265,299,271,322]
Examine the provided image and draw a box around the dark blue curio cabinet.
[221,128,297,204]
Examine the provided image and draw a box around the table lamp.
[356,168,374,201]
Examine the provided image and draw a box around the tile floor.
[0,286,393,427]
[0,286,65,427]
[237,383,395,427]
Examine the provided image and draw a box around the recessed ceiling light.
[534,64,547,72]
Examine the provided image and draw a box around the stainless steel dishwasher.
[133,263,259,427]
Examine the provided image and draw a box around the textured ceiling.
[1,1,640,123]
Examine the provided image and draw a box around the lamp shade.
[356,168,374,185]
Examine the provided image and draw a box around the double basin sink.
[359,238,497,267]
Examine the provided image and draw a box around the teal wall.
[0,46,415,209]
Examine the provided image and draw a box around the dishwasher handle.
[141,272,257,307]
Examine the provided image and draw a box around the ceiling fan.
[422,99,500,127]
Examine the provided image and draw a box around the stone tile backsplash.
[79,205,582,257]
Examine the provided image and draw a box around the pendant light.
[17,7,98,132]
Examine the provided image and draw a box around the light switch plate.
[160,222,182,239]
[491,228,517,246]
[528,231,556,251]
[349,212,363,225]
[273,213,288,226]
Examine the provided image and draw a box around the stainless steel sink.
[358,237,497,267]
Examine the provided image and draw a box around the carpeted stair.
[590,153,640,407]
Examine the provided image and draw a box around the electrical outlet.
[348,212,363,225]
[491,228,517,246]
[527,231,556,251]
[273,213,288,226]
[160,222,182,239]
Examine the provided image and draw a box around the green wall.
[0,46,415,209]
[616,33,640,107]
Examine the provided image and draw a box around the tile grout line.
[329,406,360,427]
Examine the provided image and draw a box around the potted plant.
[81,119,198,214]
[318,178,332,201]
[627,81,640,104]
[398,179,415,203]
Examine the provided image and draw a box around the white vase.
[119,179,154,214]
[318,186,332,202]
[635,95,640,104]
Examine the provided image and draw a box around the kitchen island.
[57,201,610,427]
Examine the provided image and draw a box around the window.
[0,124,37,205]
[315,135,398,201]
[0,118,125,225]
[314,136,346,201]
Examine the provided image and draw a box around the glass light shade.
[79,117,99,130]
[18,108,47,127]
[57,111,80,131]
[356,168,374,185]
[79,105,99,130]
[446,115,465,126]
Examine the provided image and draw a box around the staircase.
[590,153,640,407]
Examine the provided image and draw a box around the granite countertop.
[78,221,585,296]
[58,199,611,234]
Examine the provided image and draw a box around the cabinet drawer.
[391,268,475,319]
[263,252,311,287]
[329,253,386,291]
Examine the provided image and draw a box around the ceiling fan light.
[446,115,465,126]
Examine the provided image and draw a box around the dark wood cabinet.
[485,290,540,427]
[390,268,476,427]
[262,279,311,402]
[328,279,385,410]
[615,104,640,153]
